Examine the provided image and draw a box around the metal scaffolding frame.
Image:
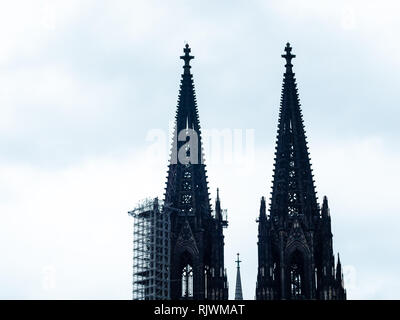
[128,198,170,300]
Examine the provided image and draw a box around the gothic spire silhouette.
[164,44,228,300]
[235,253,243,300]
[256,43,346,300]
[164,43,210,214]
[270,42,319,224]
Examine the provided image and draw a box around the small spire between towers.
[235,253,243,300]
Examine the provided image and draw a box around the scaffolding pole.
[128,198,170,300]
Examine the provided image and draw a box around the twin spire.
[171,42,344,299]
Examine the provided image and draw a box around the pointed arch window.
[289,250,305,299]
[290,264,302,297]
[182,264,193,298]
[204,265,209,299]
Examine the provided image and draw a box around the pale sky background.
[0,0,399,299]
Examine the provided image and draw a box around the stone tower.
[256,43,346,300]
[164,44,228,300]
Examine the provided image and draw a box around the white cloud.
[313,136,400,215]
[0,1,84,63]
[0,147,165,299]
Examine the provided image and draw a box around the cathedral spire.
[235,253,243,300]
[269,43,319,222]
[256,43,345,300]
[171,43,204,165]
[165,43,210,217]
[164,45,227,300]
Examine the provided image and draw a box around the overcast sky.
[0,0,399,299]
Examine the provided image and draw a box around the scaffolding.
[128,197,170,300]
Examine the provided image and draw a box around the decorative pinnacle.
[235,253,241,269]
[180,43,194,73]
[281,42,296,73]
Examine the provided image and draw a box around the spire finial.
[180,43,194,73]
[217,187,220,200]
[234,253,243,300]
[281,42,296,73]
[236,253,241,268]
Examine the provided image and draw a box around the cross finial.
[180,43,194,73]
[281,42,296,73]
[235,253,241,268]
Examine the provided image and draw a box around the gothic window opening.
[181,264,193,298]
[272,262,278,282]
[204,266,209,299]
[289,250,305,299]
[314,267,318,290]
[181,194,192,204]
[290,265,302,298]
[183,180,192,191]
